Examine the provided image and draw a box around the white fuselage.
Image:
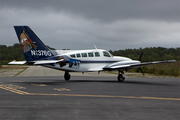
[48,49,140,72]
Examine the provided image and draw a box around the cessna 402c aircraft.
[9,26,176,82]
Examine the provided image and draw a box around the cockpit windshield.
[103,51,111,57]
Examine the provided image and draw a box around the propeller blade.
[139,52,143,61]
[139,67,144,75]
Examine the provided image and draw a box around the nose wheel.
[117,70,126,82]
[117,74,125,82]
[64,71,71,81]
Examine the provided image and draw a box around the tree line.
[109,47,180,62]
[0,43,180,65]
[0,43,25,65]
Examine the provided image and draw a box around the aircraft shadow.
[68,80,174,86]
[18,79,175,86]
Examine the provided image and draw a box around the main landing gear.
[117,70,126,82]
[64,70,127,82]
[64,71,71,81]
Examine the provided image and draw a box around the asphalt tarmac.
[0,75,179,120]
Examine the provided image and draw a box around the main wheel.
[64,72,71,81]
[117,74,125,82]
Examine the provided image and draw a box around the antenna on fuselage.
[94,45,98,49]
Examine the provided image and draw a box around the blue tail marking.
[14,26,54,61]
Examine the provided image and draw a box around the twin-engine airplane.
[9,26,176,82]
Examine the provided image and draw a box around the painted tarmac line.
[0,85,179,101]
[28,93,180,101]
[0,86,29,95]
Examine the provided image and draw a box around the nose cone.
[113,56,132,61]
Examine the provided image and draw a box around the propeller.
[139,52,143,61]
[138,52,144,75]
[139,67,144,75]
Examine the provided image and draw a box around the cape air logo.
[19,30,37,53]
[31,50,52,56]
[69,59,80,69]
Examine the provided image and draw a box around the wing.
[103,60,176,70]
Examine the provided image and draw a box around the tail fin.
[14,26,54,61]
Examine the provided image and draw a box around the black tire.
[117,74,125,82]
[64,72,71,81]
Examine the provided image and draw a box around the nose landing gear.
[117,70,126,82]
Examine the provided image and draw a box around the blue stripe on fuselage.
[65,60,120,64]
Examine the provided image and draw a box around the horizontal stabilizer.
[8,60,27,65]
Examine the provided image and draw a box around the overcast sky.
[0,0,180,50]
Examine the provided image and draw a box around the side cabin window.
[95,52,100,57]
[103,51,111,57]
[88,52,94,57]
[81,53,87,57]
[76,53,81,57]
[70,54,76,58]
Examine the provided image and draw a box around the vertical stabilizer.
[14,26,54,61]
